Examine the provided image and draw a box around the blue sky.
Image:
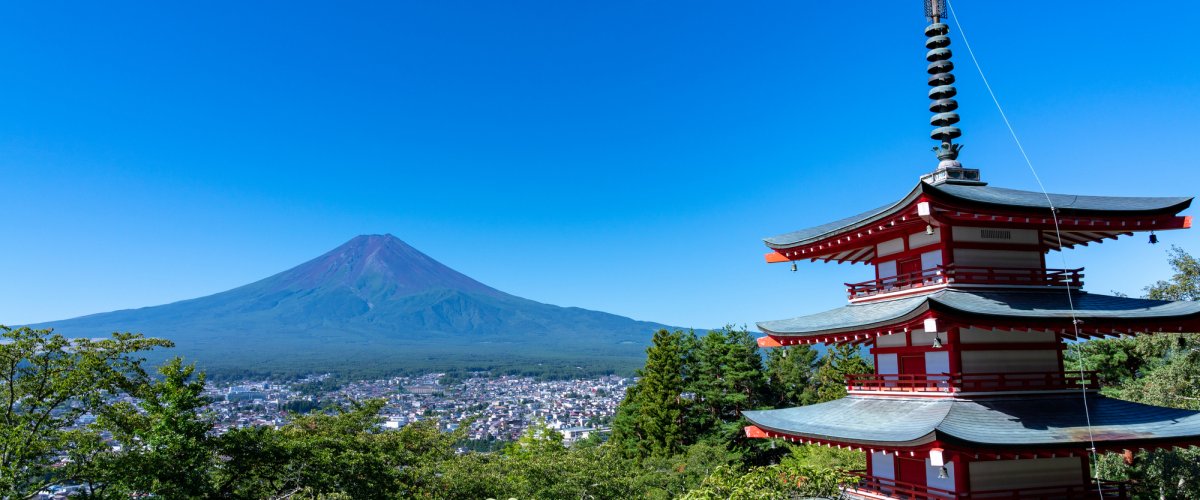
[4,1,1200,330]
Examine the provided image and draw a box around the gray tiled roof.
[744,395,1200,448]
[764,183,1192,248]
[756,290,1200,336]
[933,184,1192,215]
[756,294,928,336]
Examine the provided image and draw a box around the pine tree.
[812,344,872,404]
[764,345,820,407]
[611,329,689,459]
[686,327,768,442]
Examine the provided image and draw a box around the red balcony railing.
[845,371,1100,394]
[847,472,1129,500]
[845,265,1084,300]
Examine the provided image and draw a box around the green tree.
[686,327,769,446]
[94,358,216,497]
[1073,247,1200,498]
[764,345,820,407]
[0,326,171,498]
[612,329,689,459]
[812,344,872,403]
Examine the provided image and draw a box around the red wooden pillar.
[953,451,970,496]
[947,326,962,376]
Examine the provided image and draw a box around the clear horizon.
[5,1,1200,329]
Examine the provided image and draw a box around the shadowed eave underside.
[756,289,1200,338]
[743,394,1200,451]
[763,182,1193,250]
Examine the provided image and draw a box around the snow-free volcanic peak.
[33,235,673,374]
[266,234,502,298]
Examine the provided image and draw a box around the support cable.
[944,1,1104,496]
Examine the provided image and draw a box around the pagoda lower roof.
[743,394,1200,450]
[756,289,1200,338]
[764,182,1192,249]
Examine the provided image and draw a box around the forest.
[2,247,1199,499]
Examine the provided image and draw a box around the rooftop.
[743,394,1200,451]
[764,182,1192,250]
[757,289,1200,341]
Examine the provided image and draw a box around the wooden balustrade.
[845,265,1084,299]
[845,371,1100,394]
[847,472,1129,500]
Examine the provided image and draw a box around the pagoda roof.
[743,394,1200,450]
[764,182,1192,249]
[757,289,1200,338]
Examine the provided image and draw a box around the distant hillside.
[34,235,677,378]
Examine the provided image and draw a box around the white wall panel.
[952,226,1039,245]
[877,354,898,375]
[925,351,950,374]
[969,457,1084,490]
[921,250,943,270]
[878,260,898,279]
[953,249,1041,269]
[871,452,895,480]
[877,238,905,257]
[877,333,906,348]
[926,460,955,492]
[960,327,1056,344]
[909,228,940,249]
[961,350,1059,373]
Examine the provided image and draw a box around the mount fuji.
[34,235,674,376]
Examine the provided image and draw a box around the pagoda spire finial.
[921,0,982,185]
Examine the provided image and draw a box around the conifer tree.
[686,327,768,443]
[764,345,820,407]
[611,329,689,458]
[812,344,872,404]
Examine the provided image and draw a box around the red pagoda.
[742,2,1200,498]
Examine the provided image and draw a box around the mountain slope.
[35,235,673,375]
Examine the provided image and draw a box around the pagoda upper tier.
[764,180,1192,266]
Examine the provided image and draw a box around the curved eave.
[763,185,924,250]
[742,397,946,448]
[745,395,1200,453]
[756,294,930,338]
[762,182,1193,251]
[757,290,1200,342]
[929,183,1194,218]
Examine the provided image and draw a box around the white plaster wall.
[961,350,1059,373]
[925,351,950,374]
[921,250,942,270]
[969,457,1085,490]
[877,354,898,375]
[871,452,895,480]
[909,228,941,249]
[877,332,906,348]
[925,459,955,492]
[960,327,1056,344]
[953,249,1041,269]
[877,238,905,257]
[910,329,941,347]
[878,260,898,279]
[952,226,1039,245]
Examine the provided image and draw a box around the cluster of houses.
[197,373,627,443]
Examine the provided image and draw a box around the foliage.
[685,327,769,449]
[0,326,171,498]
[92,358,216,498]
[764,345,820,407]
[812,344,873,404]
[1071,246,1200,498]
[612,329,689,459]
[5,318,874,498]
[680,444,860,500]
